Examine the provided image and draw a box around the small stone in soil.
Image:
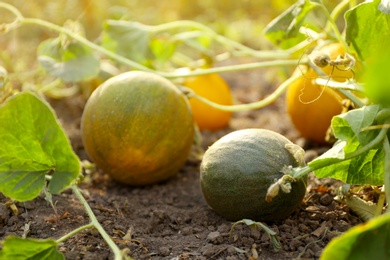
[319,193,334,206]
[332,219,351,232]
[250,229,261,240]
[159,246,171,257]
[0,204,11,223]
[207,231,223,244]
[291,226,299,237]
[200,243,220,257]
[289,239,303,251]
[217,223,231,233]
[181,226,193,235]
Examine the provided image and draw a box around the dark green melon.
[200,128,306,222]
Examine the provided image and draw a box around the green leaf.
[37,38,100,82]
[0,236,64,260]
[332,105,381,145]
[0,92,81,201]
[312,106,384,185]
[101,20,154,66]
[264,0,318,49]
[320,213,390,260]
[313,140,384,186]
[345,144,384,185]
[309,141,350,183]
[345,0,390,61]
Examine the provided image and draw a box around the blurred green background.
[1,1,343,46]
[0,0,341,84]
[1,0,294,44]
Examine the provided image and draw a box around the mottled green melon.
[200,128,306,222]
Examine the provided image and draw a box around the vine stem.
[0,2,23,20]
[56,223,94,244]
[291,124,389,180]
[307,57,364,108]
[70,185,128,260]
[313,2,349,52]
[175,59,302,77]
[329,0,352,23]
[108,19,293,59]
[313,78,366,108]
[184,72,302,112]
[313,78,364,92]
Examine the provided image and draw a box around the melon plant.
[200,128,307,222]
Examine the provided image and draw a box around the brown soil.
[0,70,362,259]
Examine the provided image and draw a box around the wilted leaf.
[230,219,281,252]
[38,38,100,82]
[101,20,154,66]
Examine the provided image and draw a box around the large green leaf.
[320,213,390,260]
[312,105,384,185]
[0,236,64,260]
[37,37,100,82]
[345,0,390,61]
[0,92,81,201]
